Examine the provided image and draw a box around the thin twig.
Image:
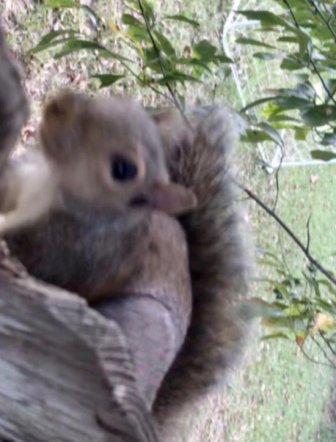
[311,334,336,368]
[241,183,336,286]
[273,142,285,211]
[118,58,173,103]
[309,55,336,104]
[136,0,191,127]
[299,341,335,369]
[319,331,336,357]
[305,214,312,253]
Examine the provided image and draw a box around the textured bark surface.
[0,257,158,442]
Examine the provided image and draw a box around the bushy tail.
[154,106,252,418]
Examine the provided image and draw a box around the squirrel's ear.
[148,182,197,215]
[39,91,87,162]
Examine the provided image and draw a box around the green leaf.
[241,96,277,113]
[241,128,275,144]
[278,35,300,44]
[92,74,125,87]
[29,30,79,54]
[236,37,275,49]
[274,282,291,300]
[301,105,336,127]
[35,29,78,46]
[99,49,132,62]
[258,122,283,146]
[253,52,279,61]
[45,0,79,6]
[143,47,161,71]
[139,0,155,27]
[176,57,211,72]
[242,94,312,116]
[294,127,309,141]
[278,83,316,100]
[237,10,306,40]
[164,14,200,28]
[237,10,310,55]
[50,39,131,62]
[156,71,201,85]
[261,332,290,341]
[122,14,149,41]
[281,57,306,71]
[192,39,217,63]
[237,10,283,25]
[321,132,336,146]
[311,150,336,161]
[237,10,289,27]
[276,95,311,110]
[153,30,175,58]
[214,54,232,63]
[54,39,104,57]
[122,13,144,27]
[143,47,173,73]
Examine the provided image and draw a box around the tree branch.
[0,260,158,442]
[242,184,336,286]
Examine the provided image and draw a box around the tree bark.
[0,255,158,442]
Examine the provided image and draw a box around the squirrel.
[0,30,251,439]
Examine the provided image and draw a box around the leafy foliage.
[247,251,336,367]
[238,1,336,161]
[236,0,336,368]
[31,0,230,107]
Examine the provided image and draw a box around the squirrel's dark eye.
[111,155,138,182]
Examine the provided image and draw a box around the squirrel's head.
[39,91,196,215]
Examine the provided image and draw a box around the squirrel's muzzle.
[131,182,197,216]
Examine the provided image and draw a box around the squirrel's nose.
[131,182,196,215]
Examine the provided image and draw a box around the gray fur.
[154,107,252,419]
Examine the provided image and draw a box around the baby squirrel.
[0,26,252,440]
[0,91,196,300]
[3,93,251,428]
